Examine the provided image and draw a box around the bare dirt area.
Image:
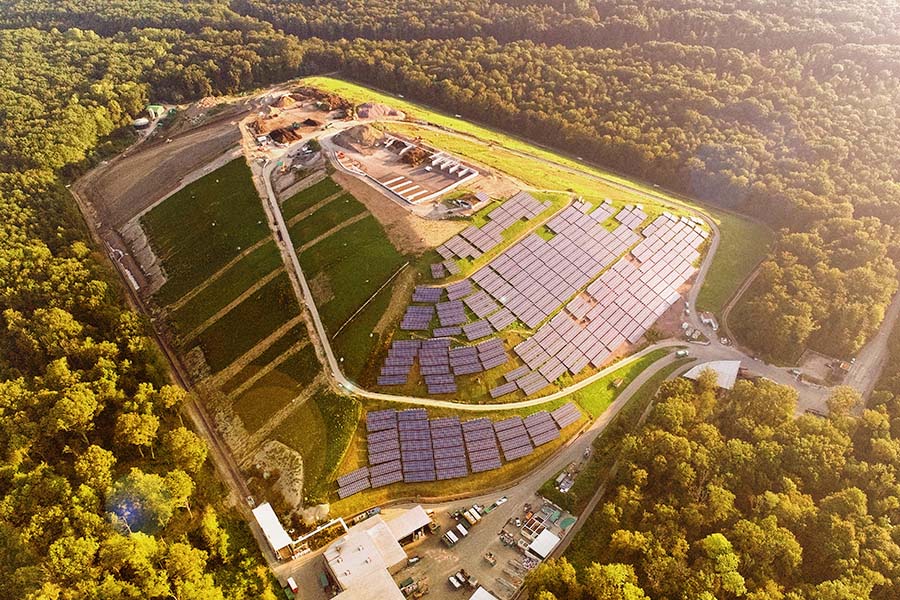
[331,170,465,254]
[76,110,248,230]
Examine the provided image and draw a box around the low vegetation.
[299,215,407,332]
[142,158,270,305]
[287,192,366,247]
[281,176,342,221]
[192,273,299,373]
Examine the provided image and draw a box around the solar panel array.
[431,263,448,279]
[412,286,443,303]
[471,203,639,328]
[401,305,434,330]
[463,418,502,472]
[378,340,420,385]
[524,411,560,446]
[437,191,546,261]
[338,406,584,498]
[431,417,468,480]
[615,204,647,229]
[463,290,500,319]
[463,319,493,341]
[420,338,455,394]
[494,417,534,461]
[436,300,467,326]
[551,402,581,429]
[446,280,473,301]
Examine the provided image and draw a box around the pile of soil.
[293,87,353,111]
[357,102,405,120]
[273,94,296,109]
[332,124,380,154]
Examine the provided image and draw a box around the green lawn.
[288,193,366,248]
[271,390,360,502]
[231,344,323,433]
[332,277,397,383]
[569,349,670,418]
[299,215,407,332]
[281,177,342,221]
[142,158,270,304]
[168,241,283,335]
[193,273,300,373]
[221,325,309,395]
[695,211,773,314]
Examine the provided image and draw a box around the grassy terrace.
[143,158,270,305]
[232,344,321,432]
[281,176,343,221]
[192,273,299,373]
[168,241,282,335]
[696,211,772,314]
[271,390,360,502]
[221,324,309,395]
[299,215,407,332]
[288,193,366,247]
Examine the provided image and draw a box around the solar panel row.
[338,477,371,499]
[551,402,582,429]
[431,263,448,279]
[337,466,370,488]
[412,286,443,303]
[490,381,518,398]
[371,469,403,488]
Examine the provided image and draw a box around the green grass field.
[695,211,772,314]
[332,278,397,383]
[288,193,366,247]
[168,241,283,335]
[281,177,342,221]
[299,215,407,332]
[271,390,360,502]
[193,273,300,373]
[569,349,669,418]
[221,325,309,395]
[231,345,322,432]
[143,158,270,304]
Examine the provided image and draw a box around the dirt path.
[207,315,306,387]
[286,191,344,227]
[167,236,274,312]
[228,341,309,400]
[184,267,285,340]
[332,170,464,254]
[296,211,369,252]
[236,375,327,462]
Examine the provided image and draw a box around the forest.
[525,376,900,599]
[1,0,899,597]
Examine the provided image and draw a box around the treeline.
[0,27,298,600]
[527,376,900,599]
[234,0,900,51]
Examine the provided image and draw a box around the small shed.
[252,503,293,559]
[146,104,165,119]
[526,529,561,561]
[386,505,431,544]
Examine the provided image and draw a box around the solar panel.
[337,467,370,488]
[338,477,371,499]
[370,460,402,478]
[371,470,403,488]
[369,449,401,465]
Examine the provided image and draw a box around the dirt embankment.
[331,170,466,254]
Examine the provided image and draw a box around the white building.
[324,506,430,600]
[252,503,294,560]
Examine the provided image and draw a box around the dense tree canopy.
[530,378,900,600]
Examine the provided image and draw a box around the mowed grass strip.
[299,215,406,332]
[696,211,772,314]
[568,349,670,418]
[231,344,323,433]
[193,273,300,373]
[288,193,366,247]
[221,324,308,395]
[143,158,270,304]
[271,391,360,502]
[281,177,342,221]
[332,280,395,383]
[168,241,283,335]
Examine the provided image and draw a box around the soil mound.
[357,102,405,120]
[333,124,381,154]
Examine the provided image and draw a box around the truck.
[442,530,459,547]
[456,523,469,538]
[462,510,477,527]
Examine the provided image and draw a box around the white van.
[443,530,459,547]
[456,523,469,537]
